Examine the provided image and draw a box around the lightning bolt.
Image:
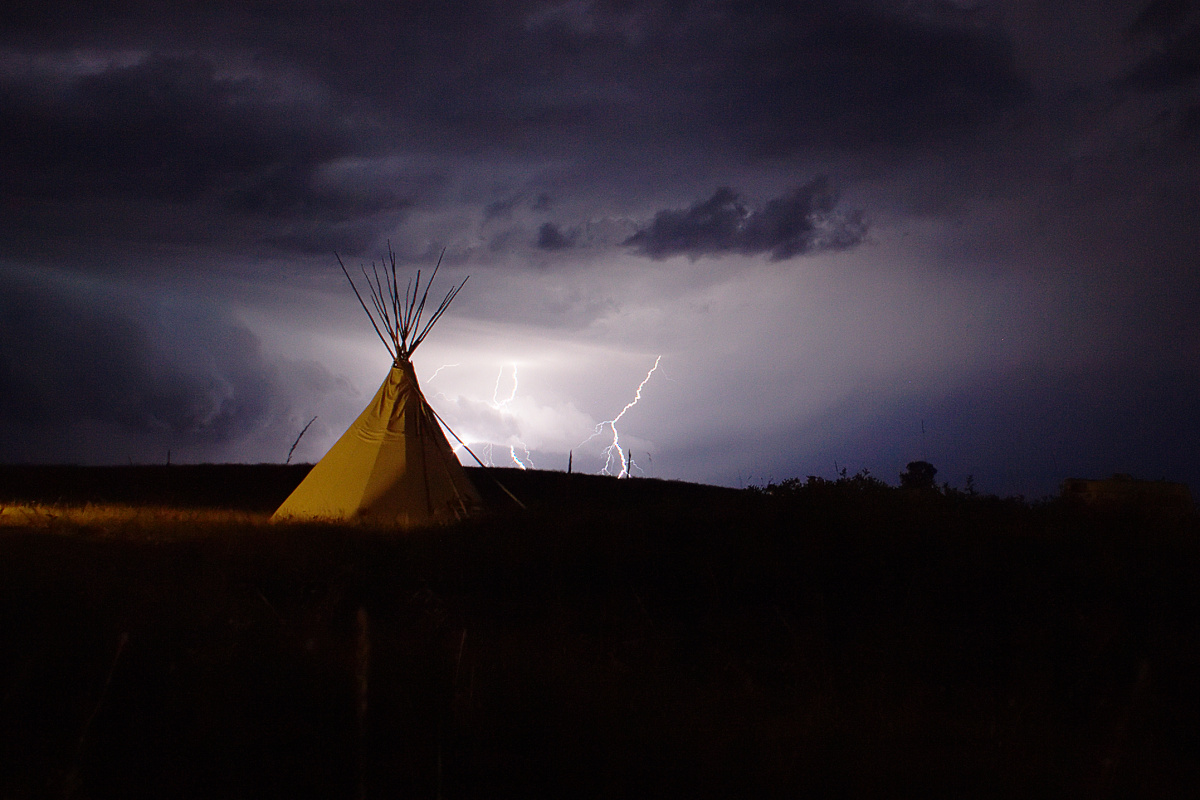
[581,355,662,477]
[509,442,534,470]
[434,364,522,470]
[492,364,518,407]
[427,363,459,381]
[488,364,532,469]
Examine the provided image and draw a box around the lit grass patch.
[0,503,273,539]
[0,502,450,540]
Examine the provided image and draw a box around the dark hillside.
[1,466,1198,798]
[466,465,744,512]
[0,463,737,513]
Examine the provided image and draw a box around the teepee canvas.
[273,250,481,526]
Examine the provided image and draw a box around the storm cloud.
[0,269,345,463]
[535,222,575,251]
[0,1,1196,496]
[624,179,867,261]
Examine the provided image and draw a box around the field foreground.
[1,464,1198,798]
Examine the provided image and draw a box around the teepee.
[273,248,481,526]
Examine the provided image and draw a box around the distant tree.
[899,460,938,491]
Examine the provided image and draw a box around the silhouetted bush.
[899,460,938,490]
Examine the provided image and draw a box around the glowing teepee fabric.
[273,360,479,525]
[272,248,481,526]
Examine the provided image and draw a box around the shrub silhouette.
[899,460,938,490]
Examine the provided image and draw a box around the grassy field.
[1,465,1198,798]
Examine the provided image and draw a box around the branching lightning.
[581,355,662,477]
[489,363,532,469]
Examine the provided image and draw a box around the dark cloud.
[0,53,339,203]
[535,222,574,251]
[1181,103,1200,141]
[3,1,1032,166]
[1122,24,1200,89]
[0,1,1030,273]
[624,178,867,261]
[684,3,1030,153]
[1123,0,1200,89]
[263,218,402,257]
[484,192,552,222]
[1129,0,1192,42]
[0,49,411,259]
[0,271,331,462]
[507,1,1029,154]
[484,196,521,221]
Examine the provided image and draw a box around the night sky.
[2,0,1197,498]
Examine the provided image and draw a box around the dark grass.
[1,465,1199,798]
